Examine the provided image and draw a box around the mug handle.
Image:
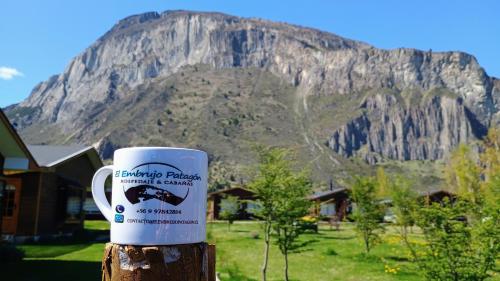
[91,165,114,222]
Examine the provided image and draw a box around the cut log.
[102,243,216,281]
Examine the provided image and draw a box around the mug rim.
[115,146,206,154]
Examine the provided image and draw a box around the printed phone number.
[136,209,181,214]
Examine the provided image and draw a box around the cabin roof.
[309,188,348,200]
[27,145,103,169]
[0,109,39,171]
[208,187,254,197]
[417,189,455,197]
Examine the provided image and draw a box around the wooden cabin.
[0,110,38,237]
[0,109,102,239]
[418,189,456,205]
[207,187,256,220]
[310,188,350,220]
[383,189,457,207]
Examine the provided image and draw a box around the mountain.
[5,10,500,187]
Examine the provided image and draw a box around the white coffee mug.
[91,147,208,245]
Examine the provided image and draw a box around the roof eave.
[0,109,40,170]
[42,146,104,168]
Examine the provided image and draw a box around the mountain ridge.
[5,10,499,186]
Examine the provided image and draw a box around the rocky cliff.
[328,89,487,163]
[5,10,499,183]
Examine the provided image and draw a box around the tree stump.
[101,243,216,281]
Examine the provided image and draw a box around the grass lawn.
[212,222,422,281]
[1,220,499,281]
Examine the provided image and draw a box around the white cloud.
[0,67,23,80]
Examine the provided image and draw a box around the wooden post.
[101,243,216,281]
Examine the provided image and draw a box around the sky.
[0,0,499,107]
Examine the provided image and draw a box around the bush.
[324,248,337,256]
[0,243,25,263]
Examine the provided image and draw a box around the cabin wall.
[207,198,215,221]
[57,155,97,226]
[213,196,221,219]
[36,173,59,235]
[211,189,256,220]
[0,153,4,175]
[56,155,95,187]
[16,171,85,236]
[311,192,350,220]
[14,172,39,236]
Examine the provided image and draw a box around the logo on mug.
[114,214,124,223]
[115,205,125,213]
[116,162,200,206]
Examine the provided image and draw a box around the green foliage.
[376,167,390,198]
[403,129,500,281]
[389,176,418,236]
[351,176,386,253]
[248,146,291,221]
[272,167,312,281]
[219,195,241,231]
[480,129,500,210]
[248,146,312,281]
[445,144,482,206]
[248,146,294,281]
[410,199,499,281]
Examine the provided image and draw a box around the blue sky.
[1,0,499,107]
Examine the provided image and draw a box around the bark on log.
[101,243,215,281]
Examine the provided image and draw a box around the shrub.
[324,248,337,256]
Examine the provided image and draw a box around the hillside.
[5,10,499,188]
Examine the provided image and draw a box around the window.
[246,202,261,214]
[2,184,16,217]
[67,196,82,217]
[320,203,336,216]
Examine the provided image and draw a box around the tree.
[410,199,498,281]
[445,144,482,208]
[350,176,385,254]
[272,169,312,281]
[479,129,500,211]
[219,195,241,231]
[403,134,500,281]
[389,176,418,240]
[248,146,312,281]
[248,146,290,281]
[376,167,390,198]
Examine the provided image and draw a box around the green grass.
[85,220,111,230]
[20,243,91,258]
[2,221,499,281]
[212,222,422,281]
